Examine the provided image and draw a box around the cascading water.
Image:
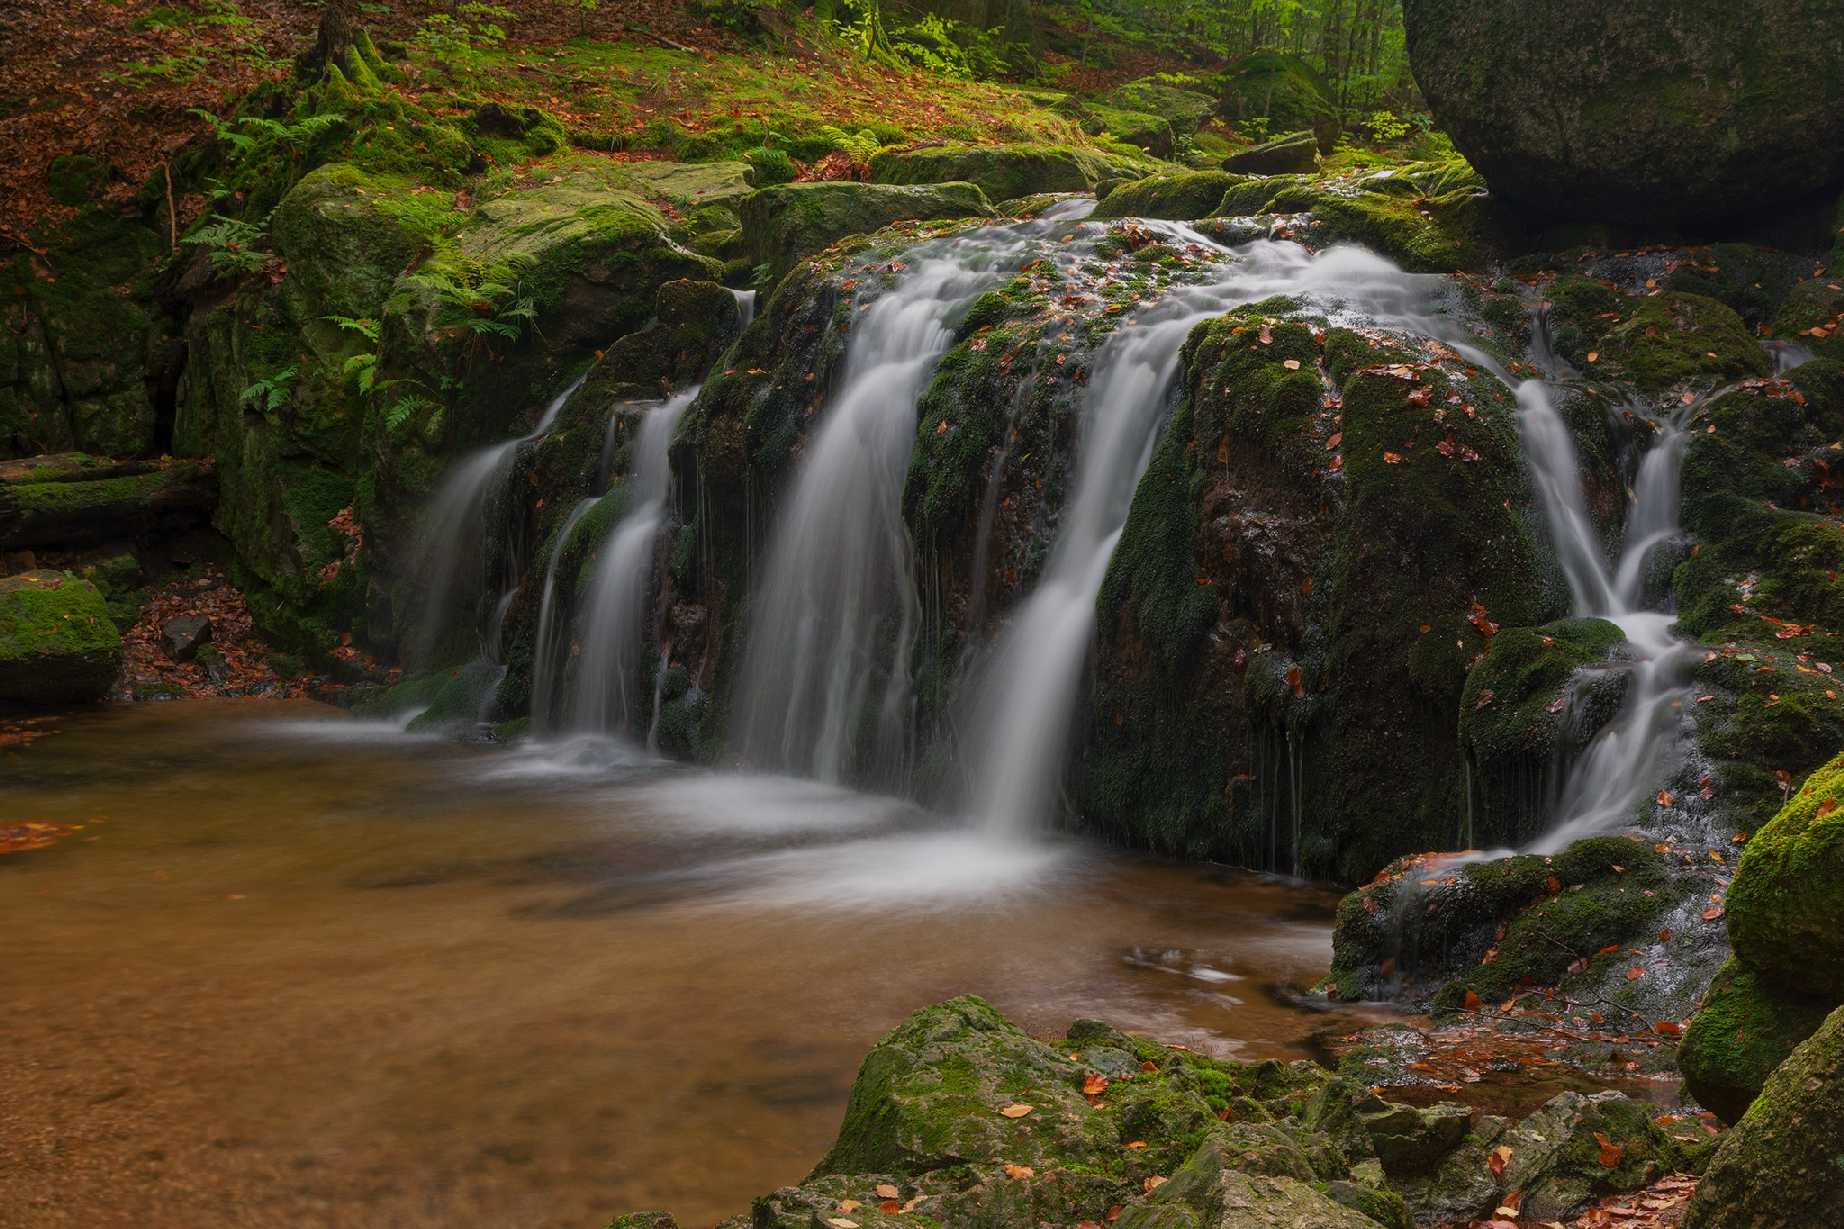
[730,288,757,331]
[730,202,1096,784]
[528,497,598,727]
[959,231,1454,839]
[568,386,699,733]
[410,372,589,670]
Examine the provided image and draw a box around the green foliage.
[393,254,540,351]
[181,215,270,274]
[745,145,798,185]
[413,2,515,70]
[240,365,298,413]
[817,125,882,165]
[326,316,387,396]
[887,14,1008,80]
[1364,108,1412,142]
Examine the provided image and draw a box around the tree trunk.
[297,0,361,79]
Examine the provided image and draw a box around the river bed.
[2,700,1398,1228]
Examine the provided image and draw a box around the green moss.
[1548,286,1767,393]
[738,181,994,281]
[1683,1004,1844,1227]
[1726,749,1844,1001]
[1211,173,1309,217]
[1679,957,1835,1125]
[867,143,1134,202]
[0,571,122,705]
[1461,619,1625,760]
[1091,171,1247,221]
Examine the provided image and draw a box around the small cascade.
[964,236,1449,839]
[569,386,699,733]
[410,371,589,670]
[731,201,1096,784]
[528,497,598,729]
[730,288,757,331]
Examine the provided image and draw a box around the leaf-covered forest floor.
[0,0,1189,245]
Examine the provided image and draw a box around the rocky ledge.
[608,996,1716,1229]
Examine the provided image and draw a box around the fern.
[182,216,270,274]
[239,366,298,413]
[818,125,882,165]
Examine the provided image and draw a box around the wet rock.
[1683,1003,1844,1229]
[0,570,122,705]
[161,614,212,662]
[1386,1114,1510,1226]
[605,1215,680,1229]
[1221,131,1318,176]
[1400,0,1844,225]
[1114,1135,1376,1229]
[1498,1091,1690,1222]
[738,181,994,282]
[1359,1100,1471,1176]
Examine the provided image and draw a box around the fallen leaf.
[874,1184,899,1199]
[1143,1176,1167,1194]
[1003,1163,1035,1180]
[1594,1131,1625,1167]
[1082,1074,1109,1096]
[1488,1145,1513,1178]
[1000,1103,1035,1118]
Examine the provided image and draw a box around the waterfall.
[730,201,1096,783]
[730,288,757,330]
[963,236,1453,838]
[568,387,699,734]
[528,497,598,729]
[409,371,589,670]
[1479,317,1807,854]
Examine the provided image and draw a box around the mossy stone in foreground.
[1679,957,1835,1125]
[1683,1003,1844,1229]
[0,571,121,705]
[1725,749,1844,1001]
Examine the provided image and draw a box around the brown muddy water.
[2,700,1402,1229]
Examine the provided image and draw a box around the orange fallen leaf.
[1000,1103,1035,1118]
[1082,1073,1109,1096]
[874,1184,899,1199]
[1142,1176,1167,1194]
[1383,450,1403,464]
[1003,1163,1035,1180]
[1488,1144,1513,1178]
[1594,1131,1625,1167]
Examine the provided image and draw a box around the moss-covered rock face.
[1328,836,1688,1009]
[1725,749,1844,1001]
[1459,618,1628,844]
[1083,301,1548,880]
[1215,52,1338,149]
[1091,172,1247,221]
[1400,0,1844,225]
[0,570,121,705]
[1207,161,1511,274]
[867,143,1134,203]
[0,210,168,457]
[1545,284,1768,394]
[1679,957,1836,1125]
[1098,78,1217,138]
[738,181,995,282]
[0,454,216,551]
[1498,1091,1691,1221]
[1683,1003,1844,1229]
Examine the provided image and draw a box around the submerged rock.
[1400,0,1844,225]
[0,570,121,705]
[1683,1003,1844,1228]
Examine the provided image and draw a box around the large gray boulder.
[1401,0,1844,225]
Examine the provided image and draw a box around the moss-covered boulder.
[1680,957,1836,1124]
[1083,302,1547,879]
[1400,0,1844,225]
[1726,749,1844,1001]
[1459,618,1628,842]
[1222,131,1318,176]
[1216,53,1338,150]
[1099,77,1217,138]
[867,143,1126,202]
[0,570,121,705]
[1683,1003,1844,1229]
[1091,171,1247,221]
[1544,283,1768,393]
[739,181,994,281]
